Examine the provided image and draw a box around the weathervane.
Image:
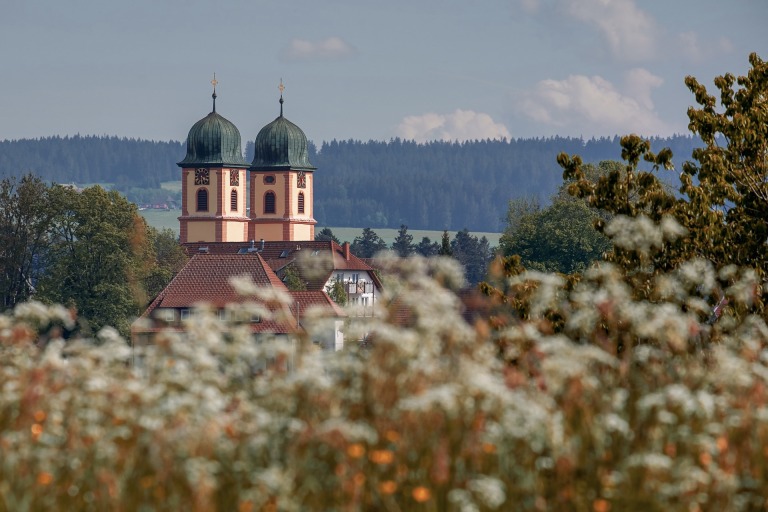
[211,73,218,112]
[279,78,284,116]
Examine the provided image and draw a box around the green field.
[139,209,501,247]
[139,209,182,232]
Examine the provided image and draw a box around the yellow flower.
[347,443,365,459]
[370,449,394,465]
[37,472,53,486]
[379,481,397,495]
[412,486,431,502]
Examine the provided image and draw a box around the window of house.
[336,273,344,283]
[264,192,276,214]
[155,308,175,323]
[298,192,305,214]
[180,308,191,320]
[196,189,208,211]
[230,190,238,211]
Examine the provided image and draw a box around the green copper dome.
[250,100,315,171]
[178,98,248,168]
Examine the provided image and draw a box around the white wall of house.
[324,270,379,310]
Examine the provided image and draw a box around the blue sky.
[1,0,765,145]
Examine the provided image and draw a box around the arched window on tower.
[264,192,276,214]
[230,190,238,211]
[298,192,305,214]
[196,189,208,212]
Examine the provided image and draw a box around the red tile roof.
[182,240,383,291]
[290,291,347,320]
[134,253,350,338]
[152,253,287,308]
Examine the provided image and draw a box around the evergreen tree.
[315,227,341,244]
[350,228,387,258]
[391,224,415,257]
[451,229,493,285]
[439,230,452,256]
[415,236,440,257]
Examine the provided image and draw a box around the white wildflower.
[399,384,460,416]
[605,214,662,254]
[660,215,688,242]
[316,419,378,444]
[448,489,479,512]
[627,453,673,471]
[468,476,506,509]
[677,258,716,294]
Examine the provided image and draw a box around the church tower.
[177,77,250,244]
[248,83,317,242]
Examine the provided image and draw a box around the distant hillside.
[0,135,183,189]
[1,134,701,232]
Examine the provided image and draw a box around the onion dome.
[250,95,316,171]
[178,86,248,168]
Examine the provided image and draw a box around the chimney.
[343,241,351,261]
[260,238,265,251]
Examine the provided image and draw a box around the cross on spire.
[211,73,218,112]
[279,78,284,117]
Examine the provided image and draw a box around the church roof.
[178,91,248,168]
[250,97,316,171]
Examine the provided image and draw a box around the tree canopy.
[350,228,388,258]
[499,162,615,274]
[0,177,185,336]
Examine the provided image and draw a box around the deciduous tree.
[0,175,59,309]
[37,186,154,336]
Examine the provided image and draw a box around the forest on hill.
[0,134,702,232]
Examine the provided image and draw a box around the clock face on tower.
[230,170,240,186]
[195,168,210,185]
[297,171,306,189]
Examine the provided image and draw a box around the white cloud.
[624,68,663,110]
[397,109,511,143]
[281,37,356,61]
[563,0,656,60]
[520,69,672,136]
